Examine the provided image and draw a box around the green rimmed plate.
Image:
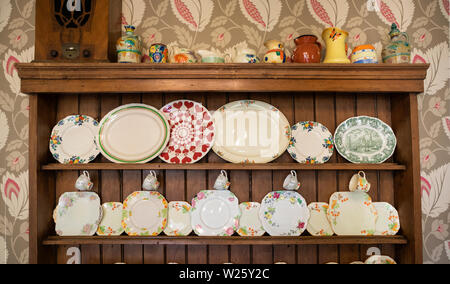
[334,116,397,164]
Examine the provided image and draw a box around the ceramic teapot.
[197,49,225,63]
[292,35,322,63]
[169,46,198,63]
[382,23,411,63]
[263,40,286,63]
[226,46,260,63]
[322,27,350,64]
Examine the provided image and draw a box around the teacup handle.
[220,170,228,179]
[82,171,90,180]
[224,53,232,63]
[290,170,297,178]
[358,171,366,178]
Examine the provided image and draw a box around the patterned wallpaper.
[0,0,449,264]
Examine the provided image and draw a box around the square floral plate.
[237,202,265,237]
[53,192,102,236]
[97,202,125,236]
[259,191,309,236]
[164,201,192,236]
[373,202,400,235]
[307,202,334,236]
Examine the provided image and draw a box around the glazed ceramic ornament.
[263,40,287,63]
[142,170,160,191]
[197,49,225,63]
[283,170,301,191]
[169,46,198,63]
[149,43,168,63]
[348,171,371,193]
[351,44,378,64]
[382,23,411,63]
[292,35,322,63]
[97,202,125,236]
[75,171,93,191]
[322,27,350,63]
[226,46,260,63]
[213,170,231,190]
[116,25,141,63]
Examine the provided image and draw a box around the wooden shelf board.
[43,235,408,246]
[41,163,406,171]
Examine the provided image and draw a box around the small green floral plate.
[97,202,125,236]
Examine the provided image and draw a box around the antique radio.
[35,0,122,62]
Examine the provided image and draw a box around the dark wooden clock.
[35,0,122,62]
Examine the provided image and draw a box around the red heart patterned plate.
[159,100,215,164]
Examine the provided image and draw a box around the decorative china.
[260,191,309,236]
[307,202,334,236]
[237,202,265,237]
[334,116,397,164]
[75,171,93,191]
[382,23,411,64]
[226,45,260,63]
[365,255,397,264]
[373,202,400,236]
[213,170,231,190]
[97,103,170,163]
[169,46,198,63]
[191,190,240,236]
[164,201,192,236]
[322,27,350,64]
[149,43,168,63]
[349,171,371,193]
[197,50,225,63]
[122,191,168,236]
[351,44,378,64]
[263,40,286,63]
[292,35,322,63]
[327,191,377,236]
[159,100,215,164]
[142,170,160,191]
[288,121,334,164]
[283,170,301,191]
[50,115,100,164]
[212,100,291,164]
[117,25,141,63]
[54,192,102,236]
[97,202,125,236]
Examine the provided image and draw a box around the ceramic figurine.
[197,49,225,63]
[322,27,350,63]
[169,46,198,63]
[263,40,286,63]
[226,46,260,63]
[351,44,378,64]
[382,23,411,63]
[116,25,141,63]
[292,35,322,63]
[149,43,168,63]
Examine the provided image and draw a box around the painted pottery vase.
[116,25,141,63]
[149,43,168,63]
[322,27,350,64]
[351,44,378,64]
[382,23,411,63]
[292,35,322,63]
[169,46,198,63]
[263,40,286,63]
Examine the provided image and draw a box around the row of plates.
[53,189,400,237]
[49,100,397,165]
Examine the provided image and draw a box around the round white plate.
[97,202,124,236]
[212,100,291,163]
[54,192,102,236]
[288,121,334,164]
[122,191,168,236]
[260,191,309,236]
[164,201,192,236]
[327,191,378,236]
[50,115,100,164]
[191,190,240,236]
[307,202,334,236]
[97,104,170,163]
[238,202,265,236]
[373,202,400,235]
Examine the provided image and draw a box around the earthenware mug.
[213,170,230,190]
[349,171,371,193]
[75,171,93,191]
[283,170,301,191]
[142,170,160,191]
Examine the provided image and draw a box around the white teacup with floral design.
[349,171,371,193]
[213,170,231,190]
[142,170,160,191]
[75,171,93,191]
[283,170,301,191]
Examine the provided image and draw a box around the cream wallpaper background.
[0,0,449,264]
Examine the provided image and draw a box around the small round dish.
[307,202,334,236]
[288,121,334,164]
[164,201,193,236]
[237,202,265,237]
[191,190,240,236]
[373,202,400,236]
[49,115,100,164]
[97,202,125,236]
[122,191,168,236]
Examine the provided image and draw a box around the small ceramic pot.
[292,35,322,63]
[348,171,371,193]
[283,170,301,191]
[213,170,230,190]
[322,27,350,64]
[142,170,160,191]
[149,43,168,63]
[351,44,378,64]
[116,25,141,63]
[170,47,197,63]
[75,171,93,191]
[263,40,286,63]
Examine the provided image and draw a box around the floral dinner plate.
[50,115,100,164]
[260,191,309,236]
[164,201,192,236]
[237,202,265,237]
[307,202,334,236]
[373,202,400,236]
[97,202,124,236]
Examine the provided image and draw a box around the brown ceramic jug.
[292,35,322,63]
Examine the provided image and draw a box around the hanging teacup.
[213,170,230,190]
[283,170,301,191]
[75,171,93,191]
[142,170,160,191]
[349,171,371,193]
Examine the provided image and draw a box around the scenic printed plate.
[334,116,397,164]
[49,115,100,164]
[307,202,334,236]
[373,202,400,236]
[288,121,334,164]
[237,202,265,237]
[260,191,309,236]
[159,100,215,164]
[97,104,170,163]
[212,100,291,163]
[163,201,192,236]
[97,202,124,236]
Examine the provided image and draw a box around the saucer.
[307,202,334,236]
[97,202,124,236]
[237,202,265,237]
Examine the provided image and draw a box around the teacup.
[213,170,230,190]
[283,170,301,191]
[75,171,93,191]
[142,170,160,191]
[349,171,371,193]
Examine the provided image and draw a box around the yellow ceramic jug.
[322,27,350,64]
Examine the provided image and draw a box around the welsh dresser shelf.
[19,62,428,264]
